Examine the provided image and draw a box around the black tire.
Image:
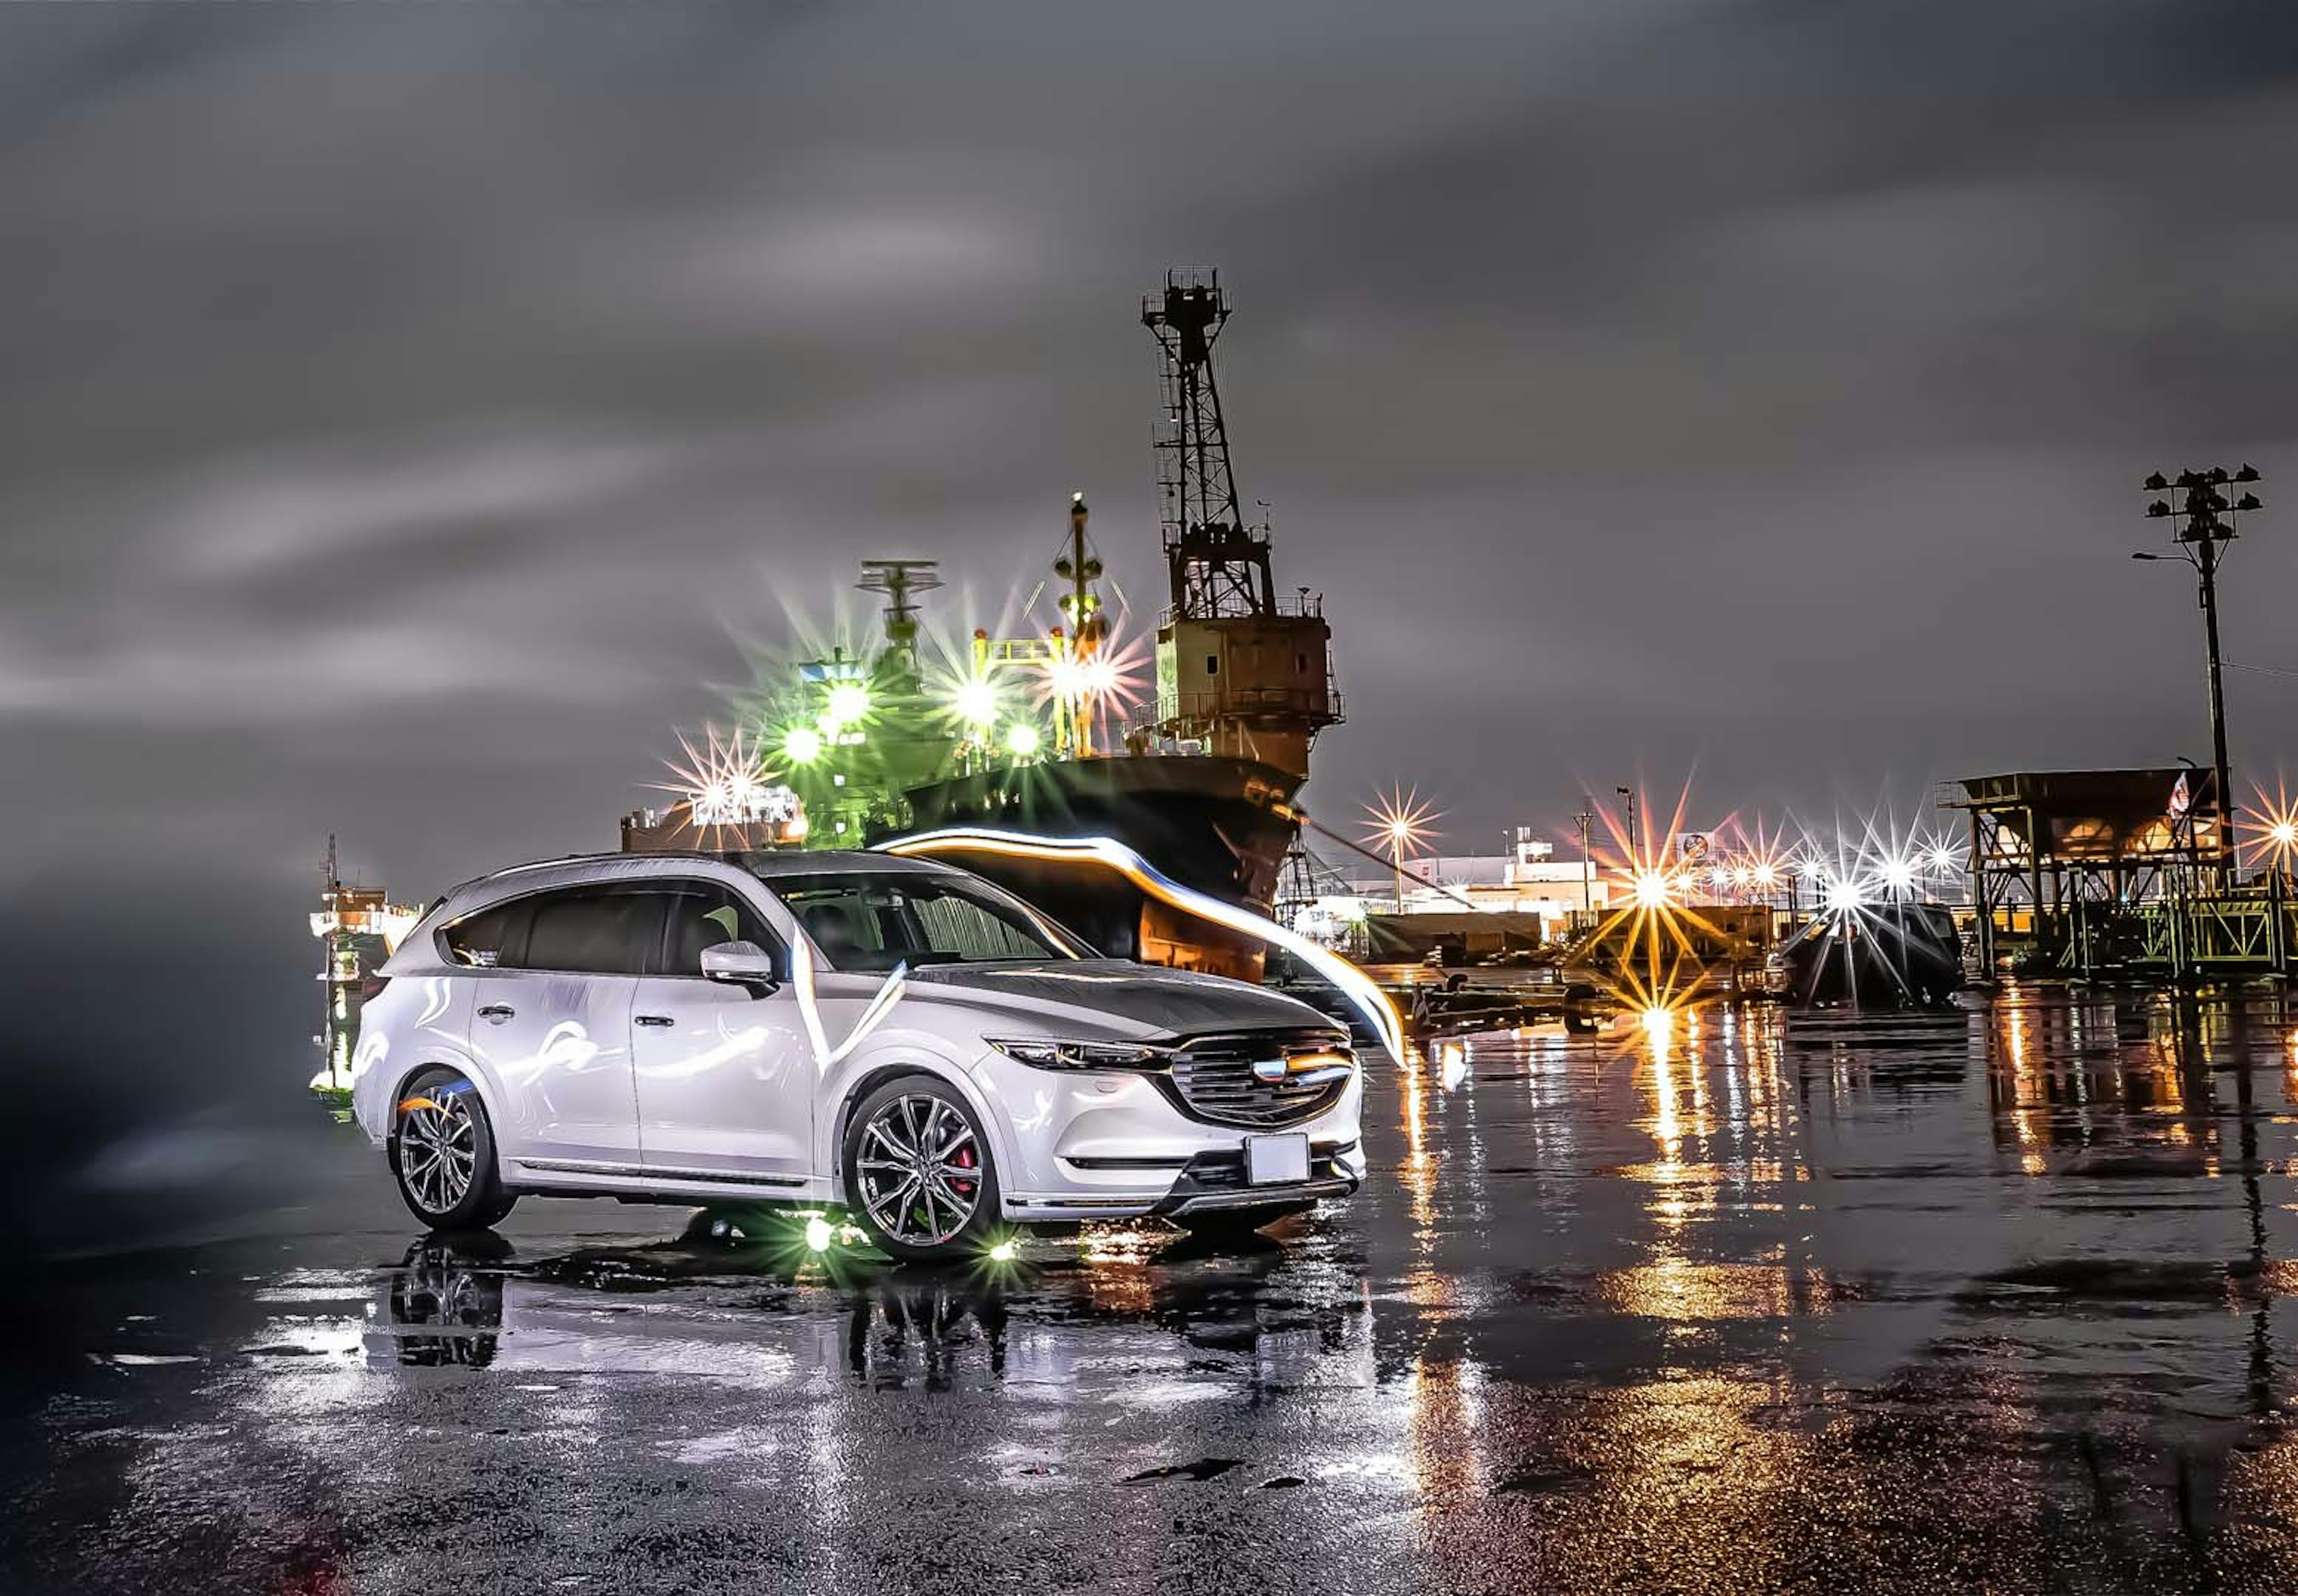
[841,1074,1002,1264]
[387,1065,517,1231]
[1171,1202,1313,1238]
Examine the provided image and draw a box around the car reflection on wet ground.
[14,989,2298,1593]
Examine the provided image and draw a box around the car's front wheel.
[841,1075,1001,1264]
[388,1066,516,1231]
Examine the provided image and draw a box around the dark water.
[11,988,2298,1594]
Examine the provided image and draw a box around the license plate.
[1244,1133,1311,1185]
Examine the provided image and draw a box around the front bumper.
[971,1050,1366,1223]
[1147,1144,1363,1216]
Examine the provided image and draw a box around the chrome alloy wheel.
[399,1089,478,1214]
[854,1093,983,1248]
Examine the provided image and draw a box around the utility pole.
[2136,463,2263,884]
[1574,809,1594,915]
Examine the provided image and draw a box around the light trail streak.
[877,827,1406,1063]
[789,935,909,1074]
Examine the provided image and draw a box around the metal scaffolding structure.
[1941,768,2297,978]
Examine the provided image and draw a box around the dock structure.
[1943,768,2294,980]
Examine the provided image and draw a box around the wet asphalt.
[13,989,2298,1594]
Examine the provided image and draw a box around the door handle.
[477,1003,516,1021]
[635,1014,674,1027]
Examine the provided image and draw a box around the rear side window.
[522,889,670,976]
[661,883,783,977]
[440,899,531,969]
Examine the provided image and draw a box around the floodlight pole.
[2200,533,2232,881]
[2137,464,2263,885]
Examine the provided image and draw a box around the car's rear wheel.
[842,1075,1001,1264]
[388,1066,516,1231]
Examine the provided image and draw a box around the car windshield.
[764,871,1089,972]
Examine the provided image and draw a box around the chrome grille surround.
[1165,1027,1356,1129]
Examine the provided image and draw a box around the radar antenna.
[856,559,942,674]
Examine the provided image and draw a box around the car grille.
[1166,1028,1355,1129]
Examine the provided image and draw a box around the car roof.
[388,849,987,971]
[439,847,960,913]
[741,849,959,880]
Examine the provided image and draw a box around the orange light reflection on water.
[1600,1000,1825,1321]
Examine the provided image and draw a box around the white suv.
[349,851,1364,1261]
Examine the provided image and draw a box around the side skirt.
[507,1157,833,1206]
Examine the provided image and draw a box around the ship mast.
[1054,492,1109,757]
[1056,491,1102,639]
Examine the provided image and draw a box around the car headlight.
[987,1037,1169,1072]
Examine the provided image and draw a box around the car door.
[629,879,816,1182]
[460,884,659,1169]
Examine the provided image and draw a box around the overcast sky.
[5,2,2296,1212]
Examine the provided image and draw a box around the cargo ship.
[623,270,1340,980]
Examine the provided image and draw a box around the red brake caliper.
[949,1144,977,1198]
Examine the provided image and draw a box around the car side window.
[521,888,670,976]
[911,893,1048,961]
[780,885,888,966]
[440,898,532,969]
[661,883,784,977]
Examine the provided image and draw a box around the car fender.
[380,1046,511,1178]
[350,974,479,1144]
[814,1025,1014,1206]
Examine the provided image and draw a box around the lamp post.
[2135,463,2263,884]
[1616,785,1639,863]
[1362,789,1440,918]
[1573,808,1594,916]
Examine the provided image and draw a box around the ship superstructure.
[625,270,1342,980]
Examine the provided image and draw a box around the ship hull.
[897,755,1302,982]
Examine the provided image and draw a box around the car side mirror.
[701,940,782,992]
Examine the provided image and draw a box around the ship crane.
[1141,269,1340,778]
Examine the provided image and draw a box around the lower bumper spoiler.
[1155,1176,1358,1215]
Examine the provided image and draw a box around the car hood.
[900,959,1337,1041]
